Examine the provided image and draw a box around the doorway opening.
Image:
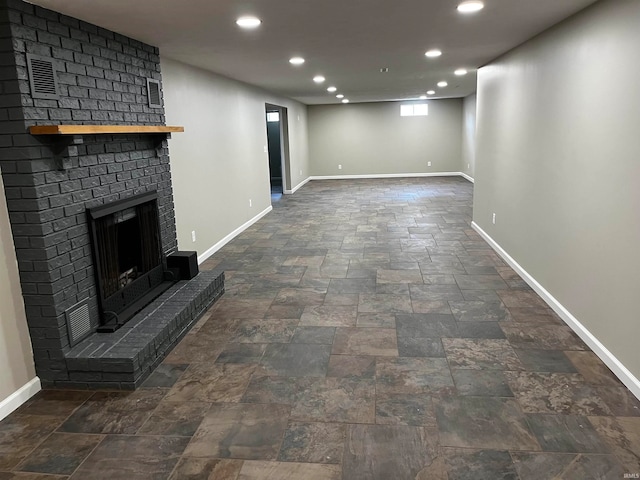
[265,104,291,200]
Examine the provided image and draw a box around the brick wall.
[0,0,178,385]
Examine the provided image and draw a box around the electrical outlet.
[191,230,196,242]
[249,199,252,207]
[338,164,342,170]
[428,161,432,167]
[492,213,496,225]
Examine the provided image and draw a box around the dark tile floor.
[1,177,639,479]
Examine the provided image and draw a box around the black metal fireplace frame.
[87,190,175,332]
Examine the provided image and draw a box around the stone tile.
[264,305,305,319]
[228,319,298,343]
[0,414,67,470]
[168,458,243,480]
[451,369,513,397]
[163,333,227,364]
[69,435,189,480]
[443,338,524,370]
[212,298,274,318]
[291,326,336,344]
[456,321,506,339]
[16,390,93,417]
[448,301,510,322]
[515,349,578,373]
[376,357,455,395]
[342,424,438,480]
[260,344,331,377]
[377,269,423,284]
[277,422,345,464]
[0,472,68,479]
[511,452,626,480]
[443,448,519,480]
[241,375,314,405]
[525,414,609,453]
[505,372,613,415]
[326,355,376,380]
[328,278,376,294]
[565,351,621,387]
[357,293,413,313]
[397,337,445,357]
[376,282,410,295]
[501,325,587,350]
[588,416,640,473]
[137,401,210,436]
[58,389,166,435]
[215,344,267,364]
[454,274,509,290]
[164,363,255,403]
[375,393,436,427]
[596,386,640,416]
[356,313,396,328]
[273,288,326,306]
[323,293,359,305]
[141,363,188,388]
[291,378,375,423]
[409,284,464,301]
[435,396,540,450]
[331,327,398,356]
[396,313,458,338]
[410,300,453,314]
[496,290,550,309]
[184,403,290,459]
[237,461,341,480]
[16,433,102,475]
[299,305,358,327]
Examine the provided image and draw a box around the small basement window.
[400,103,429,117]
[267,112,280,122]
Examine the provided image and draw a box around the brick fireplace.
[0,0,224,388]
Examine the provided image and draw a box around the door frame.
[265,103,291,194]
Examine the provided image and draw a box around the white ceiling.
[30,0,598,105]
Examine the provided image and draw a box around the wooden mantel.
[29,125,184,135]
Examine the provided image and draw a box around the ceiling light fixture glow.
[457,1,484,13]
[342,99,349,104]
[427,90,436,95]
[425,49,442,58]
[313,75,326,84]
[327,86,337,92]
[236,16,262,28]
[455,69,468,76]
[289,57,305,65]
[437,81,448,87]
[419,95,427,100]
[336,94,344,99]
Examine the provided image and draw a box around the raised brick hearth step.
[59,270,224,390]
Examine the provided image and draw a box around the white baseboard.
[309,172,464,180]
[284,176,310,194]
[197,206,273,264]
[0,377,41,421]
[460,172,474,183]
[472,221,640,400]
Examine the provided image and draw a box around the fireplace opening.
[88,191,176,332]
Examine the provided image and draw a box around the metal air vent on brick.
[147,78,162,108]
[66,301,92,346]
[26,54,59,100]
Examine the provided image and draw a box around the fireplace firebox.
[88,191,176,332]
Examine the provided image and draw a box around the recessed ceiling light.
[327,86,337,92]
[336,94,344,99]
[457,1,484,13]
[236,16,261,28]
[419,95,427,100]
[427,90,436,95]
[313,75,326,84]
[289,57,305,65]
[455,69,468,76]
[425,49,442,58]
[437,81,448,87]
[342,99,349,104]
[380,67,389,73]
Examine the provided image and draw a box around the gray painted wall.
[462,94,477,179]
[474,0,640,382]
[0,174,36,409]
[161,58,310,259]
[308,99,463,176]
